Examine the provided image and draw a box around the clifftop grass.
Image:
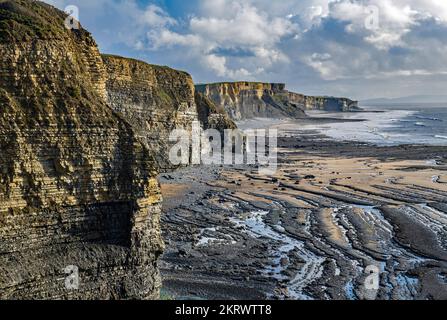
[0,0,91,43]
[101,54,191,79]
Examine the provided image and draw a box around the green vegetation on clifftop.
[0,0,92,42]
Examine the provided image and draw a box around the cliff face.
[102,55,199,172]
[195,92,237,134]
[195,82,306,121]
[196,82,359,120]
[0,0,163,299]
[286,92,359,112]
[103,55,241,169]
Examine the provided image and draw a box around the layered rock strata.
[196,82,359,120]
[286,91,359,112]
[195,82,306,121]
[194,92,237,134]
[102,55,200,172]
[0,0,164,299]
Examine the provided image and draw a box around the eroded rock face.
[102,55,242,171]
[286,91,360,112]
[0,0,163,299]
[195,82,306,121]
[196,82,359,120]
[102,55,200,172]
[195,92,237,134]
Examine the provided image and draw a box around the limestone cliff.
[196,82,359,120]
[102,54,199,172]
[102,55,240,169]
[0,0,163,299]
[286,91,360,112]
[195,82,306,121]
[195,92,237,134]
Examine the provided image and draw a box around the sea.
[301,103,447,146]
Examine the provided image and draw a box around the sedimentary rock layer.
[194,92,237,133]
[102,54,200,172]
[195,82,307,121]
[286,91,359,112]
[0,0,163,299]
[103,55,241,169]
[196,82,359,120]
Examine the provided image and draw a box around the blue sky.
[44,0,447,100]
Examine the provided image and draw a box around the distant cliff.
[195,82,306,121]
[286,91,360,112]
[195,92,237,133]
[196,82,359,120]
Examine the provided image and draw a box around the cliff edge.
[286,91,360,112]
[195,92,237,133]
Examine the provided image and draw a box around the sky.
[43,0,447,100]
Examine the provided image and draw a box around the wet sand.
[159,119,447,300]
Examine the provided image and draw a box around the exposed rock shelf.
[160,130,447,300]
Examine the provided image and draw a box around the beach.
[159,114,447,300]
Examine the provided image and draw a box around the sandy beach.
[159,117,447,300]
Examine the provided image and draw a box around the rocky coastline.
[3,0,443,302]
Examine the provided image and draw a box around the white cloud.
[148,29,201,49]
[204,54,251,78]
[139,5,177,28]
[192,1,298,48]
[145,1,297,80]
